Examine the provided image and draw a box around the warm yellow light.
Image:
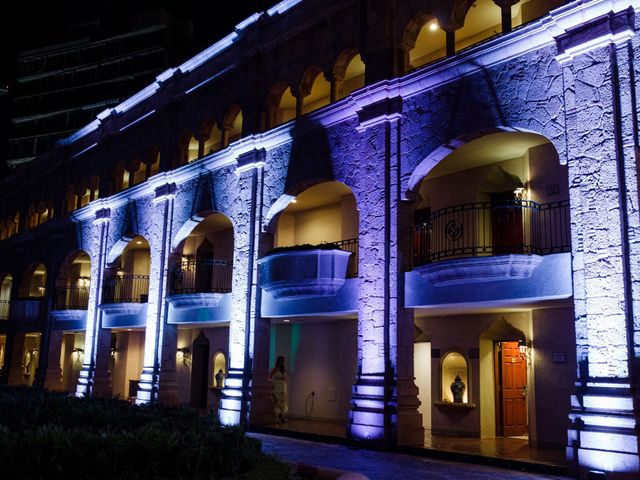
[291,199,297,204]
[429,21,438,31]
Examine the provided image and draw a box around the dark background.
[0,0,277,174]
[0,0,277,85]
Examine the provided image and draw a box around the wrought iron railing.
[0,299,9,320]
[408,199,570,268]
[101,274,150,304]
[170,259,233,295]
[53,286,90,310]
[333,238,358,278]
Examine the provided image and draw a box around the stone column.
[493,0,519,34]
[136,183,175,404]
[6,332,26,385]
[43,330,64,391]
[556,9,639,479]
[76,208,112,397]
[157,322,179,404]
[219,149,265,426]
[348,97,423,448]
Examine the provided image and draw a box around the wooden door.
[500,341,528,436]
[491,192,523,254]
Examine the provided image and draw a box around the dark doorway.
[491,191,523,254]
[195,237,214,291]
[494,341,528,437]
[190,332,210,409]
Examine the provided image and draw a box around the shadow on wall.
[284,118,334,194]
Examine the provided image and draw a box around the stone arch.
[106,234,148,266]
[402,12,435,50]
[299,65,325,98]
[171,211,235,253]
[56,250,91,288]
[223,104,243,144]
[333,48,360,80]
[405,126,562,200]
[266,81,296,129]
[264,178,341,233]
[20,262,47,298]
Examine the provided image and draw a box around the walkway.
[252,432,570,480]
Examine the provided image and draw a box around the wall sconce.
[116,269,125,277]
[177,347,191,361]
[110,346,117,359]
[77,277,90,288]
[514,184,527,200]
[72,348,84,359]
[519,339,532,363]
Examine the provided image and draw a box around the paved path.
[250,433,570,480]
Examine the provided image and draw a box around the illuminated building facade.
[0,1,638,478]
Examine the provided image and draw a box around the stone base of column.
[7,333,26,386]
[135,367,158,404]
[566,383,640,479]
[249,383,274,425]
[43,331,63,391]
[43,365,62,391]
[396,377,424,446]
[75,364,112,397]
[157,370,180,405]
[219,368,249,426]
[347,373,397,449]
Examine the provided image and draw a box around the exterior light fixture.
[135,240,142,245]
[291,199,297,204]
[514,185,527,200]
[77,277,90,288]
[519,339,532,363]
[177,347,191,360]
[429,21,438,31]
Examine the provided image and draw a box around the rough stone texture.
[0,2,637,477]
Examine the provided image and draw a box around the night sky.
[0,0,278,85]
[0,0,277,172]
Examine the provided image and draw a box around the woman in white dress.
[269,356,288,423]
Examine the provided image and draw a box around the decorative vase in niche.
[450,375,466,403]
[215,369,225,388]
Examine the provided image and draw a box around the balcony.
[409,199,570,267]
[101,274,150,304]
[166,259,233,318]
[259,239,359,317]
[169,259,232,295]
[405,200,572,308]
[53,286,90,310]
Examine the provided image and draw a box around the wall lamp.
[519,339,532,363]
[177,347,191,360]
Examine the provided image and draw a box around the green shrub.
[0,386,292,479]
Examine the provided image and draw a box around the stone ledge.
[416,254,543,286]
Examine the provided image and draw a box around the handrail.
[102,273,150,304]
[170,259,233,295]
[408,199,570,268]
[53,285,90,310]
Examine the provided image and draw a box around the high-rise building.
[7,9,197,167]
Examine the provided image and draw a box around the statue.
[450,374,466,403]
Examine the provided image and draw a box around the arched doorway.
[103,236,150,304]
